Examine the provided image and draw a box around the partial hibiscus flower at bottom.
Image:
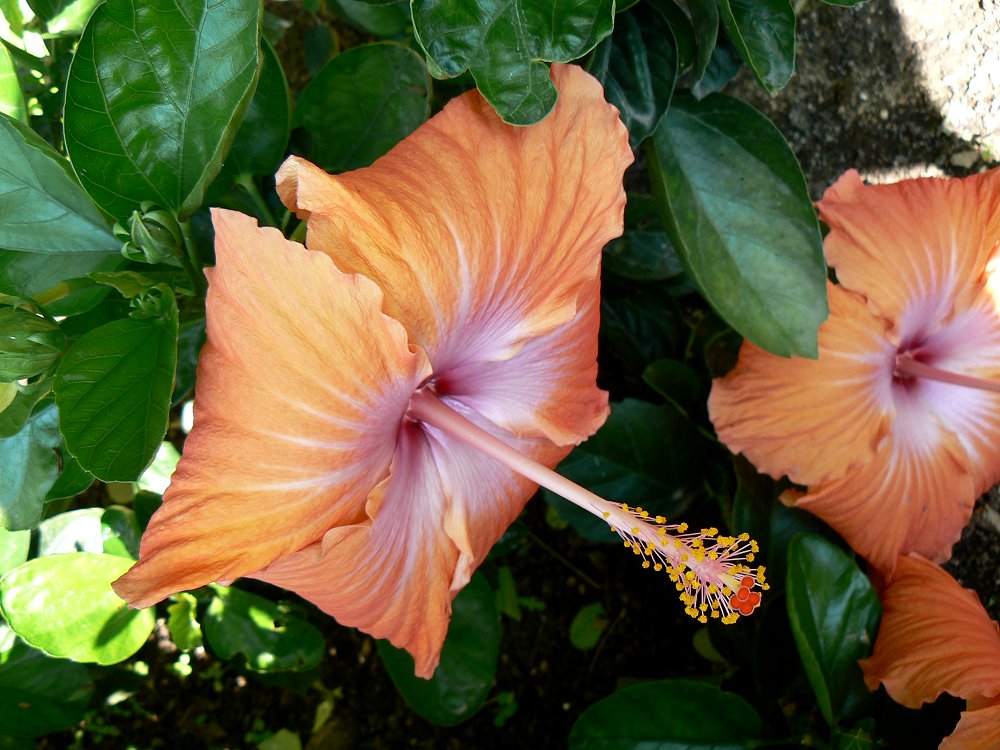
[861,553,1000,750]
[111,64,766,678]
[710,167,1000,575]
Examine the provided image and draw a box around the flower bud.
[0,381,15,414]
[0,306,67,380]
[114,202,183,265]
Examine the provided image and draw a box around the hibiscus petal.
[709,282,894,486]
[860,554,1000,707]
[276,63,630,444]
[941,703,1000,750]
[819,169,1000,323]
[252,408,564,677]
[113,210,430,607]
[791,426,975,574]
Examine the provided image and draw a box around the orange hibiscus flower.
[113,65,765,677]
[709,169,1000,574]
[861,553,1000,750]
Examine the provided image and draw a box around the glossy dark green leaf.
[0,552,156,665]
[786,534,881,725]
[603,231,682,281]
[0,401,60,530]
[569,602,607,650]
[330,0,410,36]
[716,0,795,93]
[27,0,102,34]
[0,624,93,738]
[167,592,203,651]
[544,399,704,541]
[690,35,742,98]
[54,295,178,481]
[0,529,28,576]
[378,572,499,725]
[647,94,827,357]
[600,289,683,374]
[203,585,325,672]
[44,450,93,501]
[585,4,677,147]
[64,0,263,220]
[684,0,719,87]
[0,307,65,381]
[0,42,25,123]
[412,0,614,125]
[642,358,703,416]
[0,251,123,314]
[295,43,430,173]
[173,317,205,406]
[569,679,761,749]
[0,114,119,254]
[648,0,694,73]
[220,40,290,180]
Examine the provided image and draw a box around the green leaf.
[166,592,203,651]
[0,401,61,530]
[716,0,795,93]
[600,288,683,374]
[0,528,28,576]
[329,0,410,36]
[295,43,430,173]
[64,0,263,220]
[0,42,25,123]
[642,358,703,416]
[412,0,614,125]
[173,316,205,405]
[585,4,677,147]
[54,296,178,481]
[604,231,682,281]
[821,0,869,6]
[786,534,881,725]
[203,585,325,672]
[569,602,607,650]
[220,39,290,180]
[0,114,120,254]
[26,0,103,35]
[682,0,720,88]
[647,94,827,357]
[569,679,761,749]
[378,572,499,725]
[0,552,156,665]
[0,306,66,381]
[544,399,705,542]
[0,251,123,315]
[44,451,93,501]
[690,35,742,99]
[137,441,180,495]
[0,379,48,439]
[36,508,104,556]
[0,624,93,738]
[100,506,141,558]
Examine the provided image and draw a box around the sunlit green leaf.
[0,528,28,576]
[36,508,104,556]
[716,0,794,93]
[100,506,141,558]
[412,0,614,125]
[64,0,263,220]
[787,534,881,725]
[137,441,180,495]
[54,293,178,481]
[295,43,429,173]
[569,679,762,749]
[27,0,103,35]
[0,379,48,439]
[0,552,155,665]
[167,592,203,651]
[0,42,25,123]
[203,585,325,672]
[0,114,119,254]
[378,572,499,725]
[647,94,827,357]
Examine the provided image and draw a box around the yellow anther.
[747,553,755,562]
[621,502,630,511]
[738,532,749,541]
[698,615,708,623]
[655,515,666,524]
[653,563,662,572]
[640,510,649,518]
[602,511,610,519]
[631,527,640,535]
[677,523,688,533]
[642,560,650,569]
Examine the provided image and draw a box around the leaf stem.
[179,220,207,297]
[236,173,279,228]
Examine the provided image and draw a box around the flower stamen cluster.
[602,503,767,624]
